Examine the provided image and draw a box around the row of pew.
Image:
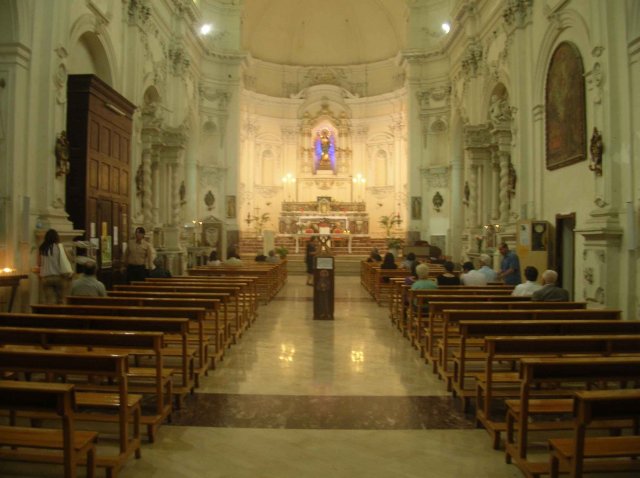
[0,261,287,478]
[362,264,640,478]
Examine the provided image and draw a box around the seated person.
[410,263,438,311]
[266,250,280,263]
[460,261,488,286]
[411,263,438,291]
[255,253,267,262]
[149,256,171,278]
[380,252,397,283]
[70,260,106,297]
[207,250,221,266]
[532,269,569,301]
[437,261,460,285]
[366,248,382,263]
[478,254,497,282]
[512,266,543,297]
[400,252,417,270]
[404,260,420,286]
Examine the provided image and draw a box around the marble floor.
[0,276,590,477]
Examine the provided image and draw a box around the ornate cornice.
[503,0,533,28]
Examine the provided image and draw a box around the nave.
[114,275,519,478]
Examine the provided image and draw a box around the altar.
[278,199,369,236]
[292,233,354,253]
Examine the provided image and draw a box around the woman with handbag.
[37,229,73,304]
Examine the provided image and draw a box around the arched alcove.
[68,31,112,86]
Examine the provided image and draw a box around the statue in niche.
[179,181,186,205]
[315,128,335,171]
[489,94,512,124]
[589,127,603,176]
[55,131,70,177]
[463,181,470,206]
[135,164,144,199]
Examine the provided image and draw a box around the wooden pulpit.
[313,253,334,320]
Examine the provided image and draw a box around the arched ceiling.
[241,0,408,66]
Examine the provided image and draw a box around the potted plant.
[275,246,289,259]
[379,213,402,237]
[386,237,404,257]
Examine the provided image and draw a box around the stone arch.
[68,14,116,86]
[533,8,591,105]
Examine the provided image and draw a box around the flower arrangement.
[386,237,404,250]
[275,246,289,258]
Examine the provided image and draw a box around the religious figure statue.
[589,127,603,176]
[463,181,470,205]
[316,128,334,171]
[135,164,144,199]
[55,131,70,177]
[489,94,512,124]
[179,181,186,205]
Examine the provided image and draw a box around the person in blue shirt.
[498,242,521,285]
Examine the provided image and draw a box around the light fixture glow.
[441,22,451,34]
[200,24,212,35]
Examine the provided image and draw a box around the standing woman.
[305,236,317,286]
[37,229,72,304]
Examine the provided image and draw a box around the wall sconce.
[432,191,444,212]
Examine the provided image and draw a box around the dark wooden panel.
[120,170,128,196]
[112,133,120,161]
[99,163,109,191]
[90,120,100,152]
[89,158,99,189]
[100,125,110,156]
[111,166,119,194]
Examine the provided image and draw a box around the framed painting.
[225,195,236,218]
[411,196,422,220]
[545,42,586,170]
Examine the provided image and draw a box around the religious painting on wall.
[411,197,422,220]
[545,41,586,170]
[226,195,236,218]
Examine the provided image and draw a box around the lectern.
[313,253,334,320]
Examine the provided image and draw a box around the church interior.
[0,0,640,477]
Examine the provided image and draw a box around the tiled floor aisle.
[0,276,523,478]
[117,276,521,478]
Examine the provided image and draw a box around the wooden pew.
[113,284,248,345]
[0,312,193,404]
[0,381,98,478]
[435,309,621,382]
[471,320,640,448]
[32,303,209,387]
[504,356,640,478]
[107,290,234,350]
[189,265,280,304]
[0,349,143,477]
[549,389,640,478]
[373,269,408,306]
[408,293,530,354]
[0,326,172,443]
[67,295,225,369]
[143,277,259,325]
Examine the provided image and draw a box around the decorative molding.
[585,62,604,104]
[463,124,491,149]
[421,166,449,188]
[368,186,394,199]
[127,0,151,25]
[461,40,484,78]
[254,185,280,198]
[166,42,190,76]
[199,86,231,110]
[503,0,533,28]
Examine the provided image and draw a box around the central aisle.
[119,275,521,478]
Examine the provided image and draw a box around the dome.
[241,0,407,66]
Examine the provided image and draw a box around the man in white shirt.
[478,253,497,282]
[511,266,543,297]
[460,261,488,286]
